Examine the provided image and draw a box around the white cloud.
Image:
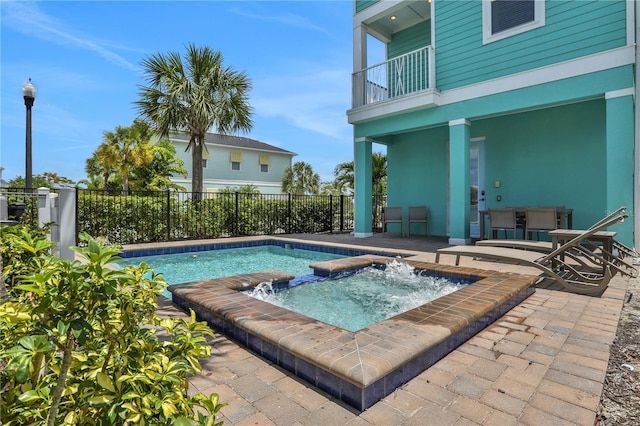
[2,1,140,72]
[229,6,335,39]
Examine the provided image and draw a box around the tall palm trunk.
[192,137,204,201]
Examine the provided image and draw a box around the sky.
[1,0,382,185]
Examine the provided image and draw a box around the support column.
[605,89,635,247]
[449,119,471,245]
[354,137,373,238]
[58,188,77,260]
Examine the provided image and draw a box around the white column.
[58,188,77,261]
[0,195,7,221]
[37,187,51,227]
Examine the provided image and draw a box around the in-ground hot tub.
[169,254,538,411]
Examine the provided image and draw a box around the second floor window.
[259,154,270,173]
[492,0,534,34]
[230,151,242,171]
[483,0,544,44]
[202,159,207,168]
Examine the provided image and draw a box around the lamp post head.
[22,78,36,100]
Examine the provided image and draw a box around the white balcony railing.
[352,46,435,108]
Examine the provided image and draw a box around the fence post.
[166,190,171,242]
[340,195,345,232]
[37,187,59,254]
[287,193,292,234]
[58,188,77,261]
[37,187,51,227]
[234,192,239,236]
[329,194,333,234]
[0,194,7,221]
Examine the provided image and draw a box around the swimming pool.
[245,260,472,331]
[118,244,346,298]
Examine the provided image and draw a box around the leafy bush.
[77,190,355,244]
[0,227,225,425]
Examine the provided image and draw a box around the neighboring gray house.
[168,132,296,195]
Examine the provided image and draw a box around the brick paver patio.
[149,234,631,425]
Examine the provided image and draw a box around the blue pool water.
[118,245,345,298]
[245,260,472,332]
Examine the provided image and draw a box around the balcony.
[349,46,439,123]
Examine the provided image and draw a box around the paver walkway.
[153,234,631,425]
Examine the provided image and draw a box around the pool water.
[245,260,471,332]
[118,245,345,298]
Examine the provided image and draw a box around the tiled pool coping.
[120,236,414,259]
[168,254,538,411]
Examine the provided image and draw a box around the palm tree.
[102,119,154,194]
[86,141,118,193]
[282,161,320,195]
[333,152,387,195]
[135,43,253,201]
[131,140,188,191]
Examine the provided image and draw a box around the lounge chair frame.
[436,213,630,295]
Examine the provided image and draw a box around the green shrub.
[0,227,225,425]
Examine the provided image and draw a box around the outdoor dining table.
[549,228,617,262]
[478,207,573,240]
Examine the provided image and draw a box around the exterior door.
[470,139,485,238]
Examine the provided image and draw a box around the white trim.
[172,178,283,189]
[482,0,545,45]
[471,136,486,142]
[441,46,635,106]
[605,88,635,100]
[353,232,374,238]
[354,137,368,143]
[448,237,472,245]
[449,119,470,127]
[627,0,635,46]
[347,89,441,124]
[430,0,436,50]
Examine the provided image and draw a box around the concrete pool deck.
[142,234,631,425]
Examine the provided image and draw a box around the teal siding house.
[348,0,637,247]
[168,133,296,195]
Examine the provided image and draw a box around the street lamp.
[22,78,36,192]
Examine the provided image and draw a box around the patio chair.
[435,213,629,295]
[488,208,518,239]
[408,206,429,237]
[525,207,558,240]
[383,206,403,236]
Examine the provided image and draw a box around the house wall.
[354,64,634,138]
[355,0,378,14]
[171,141,291,194]
[388,20,431,58]
[435,0,628,91]
[386,100,610,237]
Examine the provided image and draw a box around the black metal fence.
[77,189,358,245]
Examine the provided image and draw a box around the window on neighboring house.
[259,154,270,173]
[482,0,544,44]
[202,147,209,168]
[230,151,242,171]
